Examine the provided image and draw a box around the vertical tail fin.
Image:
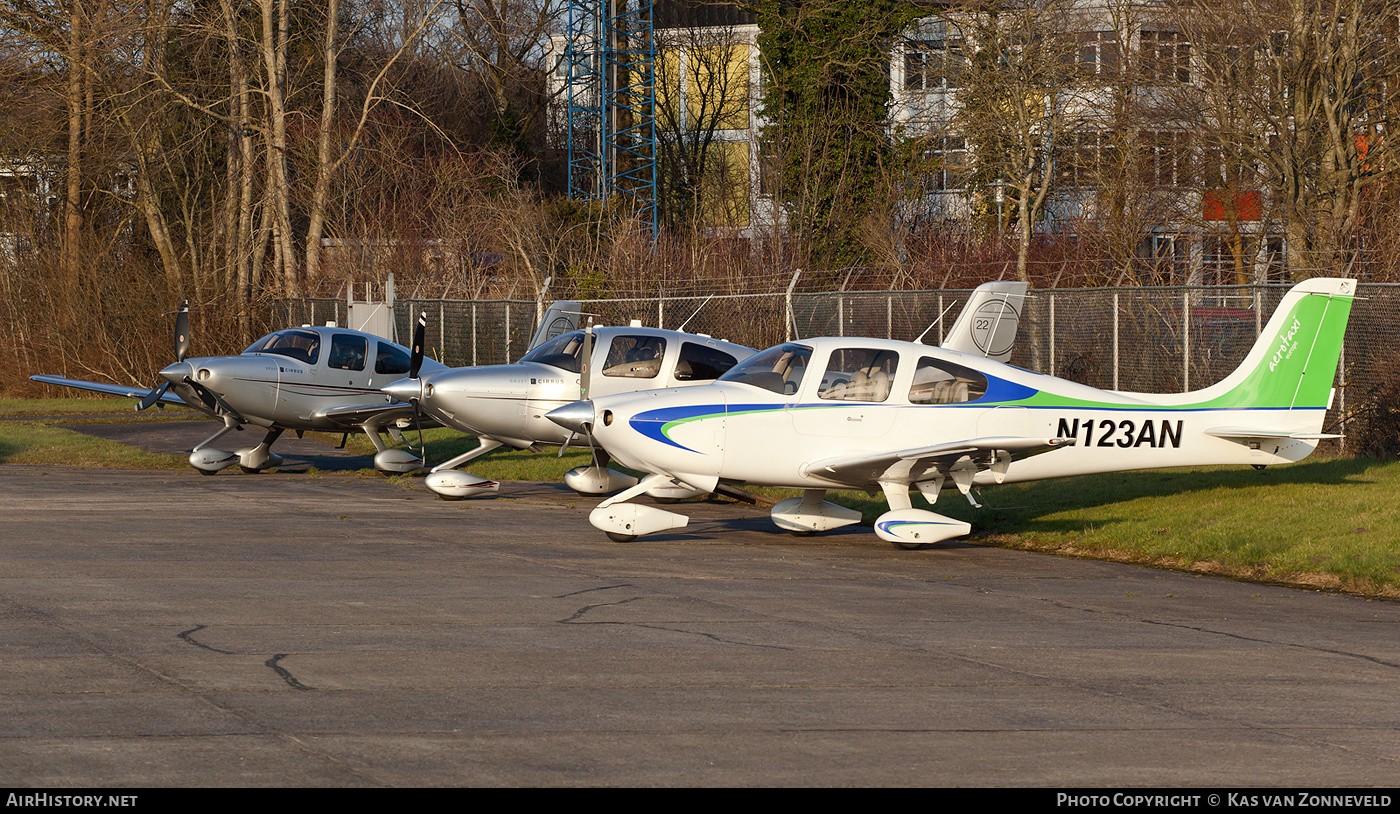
[941,281,1029,362]
[1194,278,1355,412]
[528,301,582,353]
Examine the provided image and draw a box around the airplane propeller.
[407,311,428,459]
[137,300,190,412]
[553,323,605,474]
[409,310,425,381]
[575,323,607,472]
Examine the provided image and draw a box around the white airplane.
[30,301,448,474]
[380,281,1030,501]
[547,278,1355,547]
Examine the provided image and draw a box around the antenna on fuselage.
[915,299,961,346]
[676,295,715,333]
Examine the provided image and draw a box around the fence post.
[1183,289,1190,392]
[1260,284,1271,337]
[1049,293,1055,376]
[1113,291,1120,391]
[784,269,801,341]
[535,276,552,331]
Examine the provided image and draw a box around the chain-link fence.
[281,282,1399,443]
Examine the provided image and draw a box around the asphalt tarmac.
[2,422,1398,786]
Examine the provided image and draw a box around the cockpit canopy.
[720,341,990,404]
[520,330,587,373]
[245,328,413,374]
[245,329,321,364]
[521,330,744,382]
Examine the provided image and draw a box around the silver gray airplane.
[31,301,447,474]
[382,317,758,499]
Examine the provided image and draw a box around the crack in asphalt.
[177,624,235,654]
[1140,618,1400,670]
[266,653,315,691]
[557,594,793,650]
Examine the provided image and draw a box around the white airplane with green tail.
[546,278,1356,547]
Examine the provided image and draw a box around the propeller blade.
[183,376,245,423]
[136,381,170,412]
[583,421,603,473]
[174,300,190,363]
[409,311,426,380]
[580,320,594,400]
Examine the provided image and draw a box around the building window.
[1140,30,1190,83]
[1061,131,1110,188]
[1202,235,1250,286]
[904,40,964,92]
[1137,234,1187,285]
[923,136,967,192]
[1075,31,1121,78]
[1139,130,1192,188]
[1261,237,1288,284]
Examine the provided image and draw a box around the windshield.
[519,330,586,373]
[244,329,321,365]
[717,343,812,395]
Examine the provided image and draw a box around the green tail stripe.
[1006,289,1352,412]
[1200,290,1351,410]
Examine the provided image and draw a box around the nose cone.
[382,377,423,403]
[158,361,192,386]
[546,399,595,434]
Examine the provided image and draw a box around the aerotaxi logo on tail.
[1268,317,1303,372]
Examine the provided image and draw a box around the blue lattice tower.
[565,0,657,235]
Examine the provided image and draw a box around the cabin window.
[375,341,412,375]
[602,335,667,379]
[245,329,321,365]
[719,343,811,396]
[674,342,739,381]
[817,348,899,403]
[520,330,586,373]
[908,357,988,404]
[327,334,368,371]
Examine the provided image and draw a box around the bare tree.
[449,0,561,164]
[654,20,753,229]
[1173,0,1399,279]
[941,0,1088,284]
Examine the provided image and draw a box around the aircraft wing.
[29,375,189,407]
[311,401,439,431]
[800,435,1076,490]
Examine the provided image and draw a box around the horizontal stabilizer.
[1204,426,1342,445]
